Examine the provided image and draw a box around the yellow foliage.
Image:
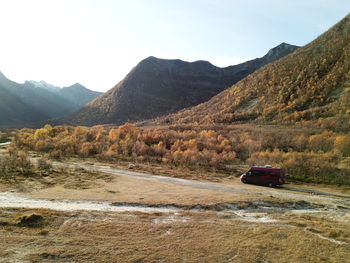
[334,136,350,156]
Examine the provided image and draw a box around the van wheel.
[268,183,274,187]
[242,179,247,184]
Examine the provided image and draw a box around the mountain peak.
[277,42,292,47]
[144,55,159,61]
[65,83,86,89]
[264,42,299,60]
[192,60,215,67]
[25,80,60,93]
[67,43,298,126]
[163,13,350,126]
[141,56,185,65]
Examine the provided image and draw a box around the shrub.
[0,146,33,178]
[15,213,45,227]
[334,136,350,157]
[11,123,350,185]
[37,158,52,170]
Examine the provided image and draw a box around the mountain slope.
[20,80,77,117]
[164,14,350,129]
[26,81,102,108]
[68,43,298,126]
[59,83,102,108]
[0,73,102,127]
[26,80,61,93]
[0,81,48,126]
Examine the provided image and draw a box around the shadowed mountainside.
[26,81,102,108]
[59,83,102,108]
[67,43,298,126]
[0,76,48,126]
[0,73,101,127]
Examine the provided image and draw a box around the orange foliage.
[13,123,350,185]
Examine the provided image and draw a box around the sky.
[0,0,348,92]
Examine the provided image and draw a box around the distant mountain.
[59,83,102,108]
[26,80,61,93]
[68,43,298,126]
[0,74,48,126]
[26,81,102,108]
[0,73,102,127]
[162,14,350,130]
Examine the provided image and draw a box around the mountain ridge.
[0,72,102,127]
[67,42,299,126]
[160,14,350,130]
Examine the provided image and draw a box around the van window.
[252,170,263,176]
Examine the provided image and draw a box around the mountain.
[0,73,48,126]
[0,73,102,127]
[26,80,61,93]
[26,81,102,108]
[68,43,299,126]
[20,80,77,117]
[59,83,102,108]
[162,14,350,129]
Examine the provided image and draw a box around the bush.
[37,158,52,170]
[334,136,350,157]
[0,132,8,143]
[15,213,45,227]
[11,123,350,185]
[0,146,33,178]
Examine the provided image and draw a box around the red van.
[240,165,285,187]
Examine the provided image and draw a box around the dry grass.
[1,147,349,262]
[0,208,349,263]
[0,153,349,262]
[282,213,350,244]
[0,162,113,193]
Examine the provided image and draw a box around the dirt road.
[1,150,349,211]
[50,160,350,208]
[2,157,348,226]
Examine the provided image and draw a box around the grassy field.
[0,208,350,263]
[1,147,349,263]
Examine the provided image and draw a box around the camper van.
[240,165,285,187]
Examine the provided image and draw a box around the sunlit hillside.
[162,14,350,132]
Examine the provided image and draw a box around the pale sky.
[0,0,348,92]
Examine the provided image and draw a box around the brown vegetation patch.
[14,213,45,227]
[0,208,349,263]
[12,123,350,185]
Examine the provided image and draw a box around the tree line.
[12,123,350,185]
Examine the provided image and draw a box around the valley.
[0,5,349,263]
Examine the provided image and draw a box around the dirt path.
[0,191,179,213]
[50,160,350,208]
[1,145,349,212]
[282,186,350,199]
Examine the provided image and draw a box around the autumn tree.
[334,136,350,156]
